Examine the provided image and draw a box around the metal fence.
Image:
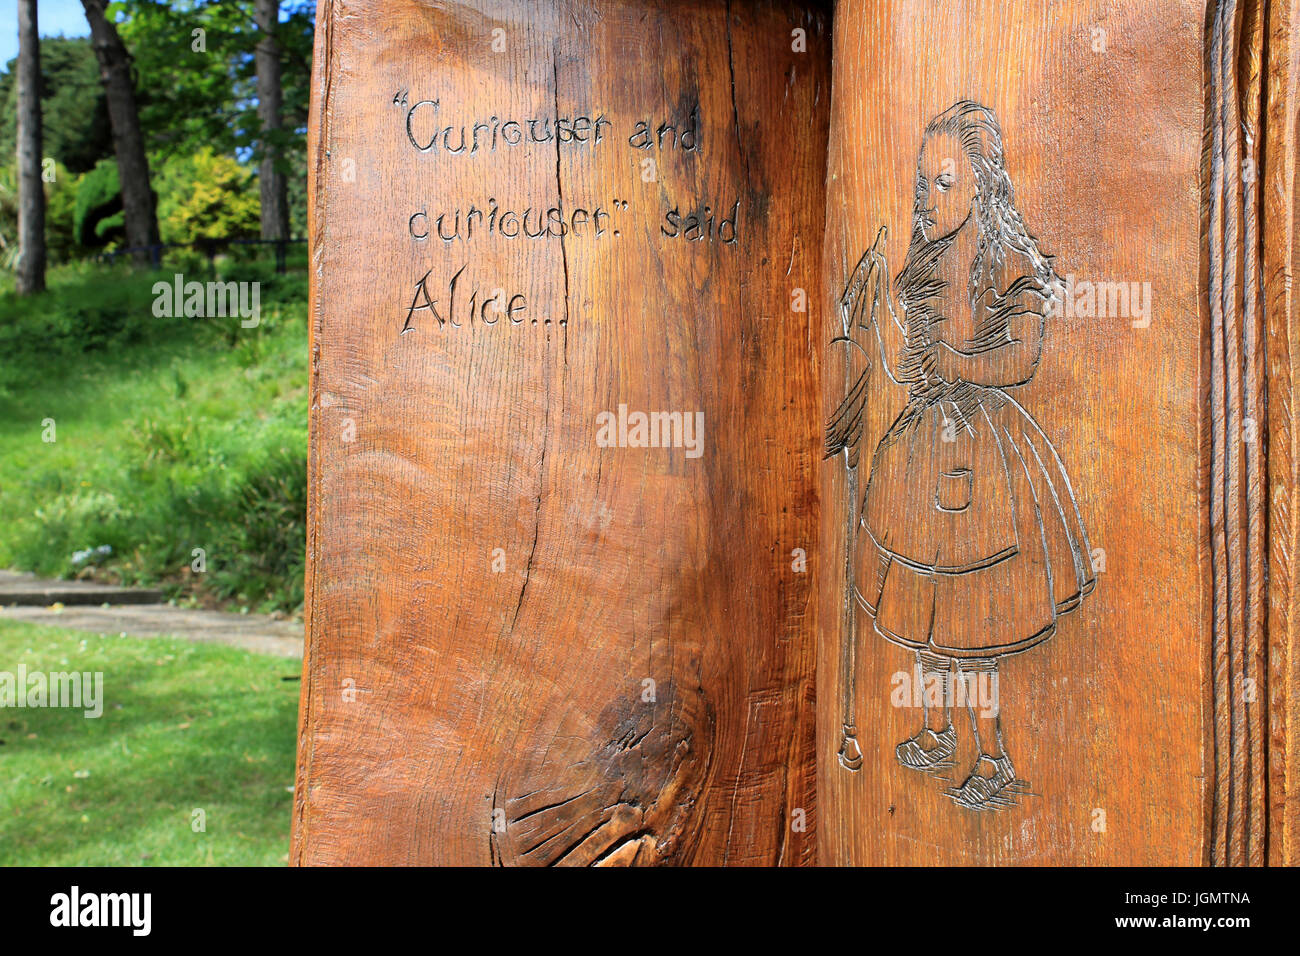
[95,237,307,273]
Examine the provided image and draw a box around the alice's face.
[916,131,977,241]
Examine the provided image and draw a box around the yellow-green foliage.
[0,161,88,267]
[156,148,260,245]
[45,161,89,261]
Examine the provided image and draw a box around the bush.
[156,149,260,246]
[74,158,125,248]
[44,161,90,264]
[0,161,107,269]
[0,164,15,271]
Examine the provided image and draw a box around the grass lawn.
[0,256,309,613]
[0,617,299,866]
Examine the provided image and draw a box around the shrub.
[156,149,260,246]
[74,159,125,248]
[0,260,309,613]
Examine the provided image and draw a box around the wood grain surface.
[818,0,1208,864]
[295,0,1300,866]
[1262,0,1300,868]
[293,0,830,865]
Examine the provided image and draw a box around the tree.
[114,1,313,232]
[81,0,159,263]
[16,0,46,295]
[254,0,288,241]
[115,0,247,161]
[0,37,114,176]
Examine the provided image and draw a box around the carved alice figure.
[826,101,1095,809]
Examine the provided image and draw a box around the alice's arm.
[842,228,907,386]
[934,282,1047,387]
[868,254,908,387]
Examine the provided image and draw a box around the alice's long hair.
[910,100,1060,311]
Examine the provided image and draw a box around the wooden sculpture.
[295,0,1300,866]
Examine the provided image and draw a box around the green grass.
[0,253,308,613]
[0,617,299,866]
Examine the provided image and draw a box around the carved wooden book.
[293,0,1300,865]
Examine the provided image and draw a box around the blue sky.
[1,0,92,66]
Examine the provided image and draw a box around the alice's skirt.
[853,387,1095,658]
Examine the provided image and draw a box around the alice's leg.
[948,657,1018,808]
[919,649,953,733]
[895,650,957,771]
[957,657,1003,761]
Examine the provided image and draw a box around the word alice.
[0,666,103,718]
[595,404,705,459]
[152,274,261,327]
[49,887,151,936]
[402,265,530,332]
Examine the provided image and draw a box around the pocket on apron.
[935,467,974,512]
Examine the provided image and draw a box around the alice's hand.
[862,246,890,331]
[931,343,962,385]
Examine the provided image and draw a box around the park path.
[0,570,303,658]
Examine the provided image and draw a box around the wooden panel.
[293,0,830,865]
[1204,0,1268,867]
[818,0,1209,864]
[1263,0,1300,868]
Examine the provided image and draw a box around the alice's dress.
[853,247,1095,659]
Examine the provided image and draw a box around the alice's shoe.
[895,725,957,772]
[947,752,1022,810]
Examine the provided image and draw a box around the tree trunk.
[255,0,289,241]
[15,0,46,295]
[81,0,158,264]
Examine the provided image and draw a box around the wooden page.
[293,0,830,865]
[818,0,1209,864]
